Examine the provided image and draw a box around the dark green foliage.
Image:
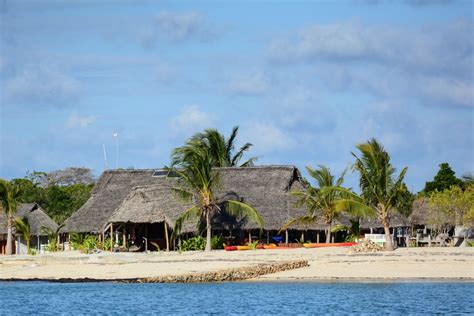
[396,183,415,217]
[423,163,463,194]
[211,235,225,249]
[9,177,93,224]
[179,236,206,251]
[44,184,94,224]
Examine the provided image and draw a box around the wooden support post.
[285,230,289,244]
[248,231,252,243]
[110,223,113,252]
[266,231,269,244]
[164,222,169,252]
[331,236,335,243]
[301,231,304,243]
[123,226,127,249]
[316,232,320,244]
[428,234,431,247]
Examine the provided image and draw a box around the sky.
[0,0,473,193]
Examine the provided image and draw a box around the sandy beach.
[1,247,473,282]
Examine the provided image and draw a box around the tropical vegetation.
[423,163,463,194]
[14,217,33,254]
[427,185,474,232]
[333,139,411,250]
[0,179,22,255]
[281,165,349,243]
[168,129,264,251]
[185,126,257,167]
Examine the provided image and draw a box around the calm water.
[0,282,472,315]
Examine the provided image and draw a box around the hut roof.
[109,166,309,231]
[0,203,58,236]
[61,169,160,233]
[359,211,410,229]
[408,198,430,226]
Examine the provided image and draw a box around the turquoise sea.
[0,281,472,314]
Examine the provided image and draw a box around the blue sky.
[1,0,473,192]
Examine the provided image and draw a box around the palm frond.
[278,215,316,234]
[227,200,264,231]
[171,206,201,241]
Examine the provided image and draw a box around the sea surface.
[0,281,472,315]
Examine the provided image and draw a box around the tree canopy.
[423,163,463,194]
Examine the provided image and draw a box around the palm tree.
[0,179,21,255]
[14,217,32,254]
[334,139,409,251]
[281,165,348,243]
[168,137,263,252]
[186,126,257,167]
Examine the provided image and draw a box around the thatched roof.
[61,169,159,233]
[409,198,430,227]
[0,203,58,236]
[109,166,310,231]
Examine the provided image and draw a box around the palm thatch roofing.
[109,166,311,232]
[61,169,159,233]
[408,198,431,227]
[359,211,410,229]
[0,203,58,236]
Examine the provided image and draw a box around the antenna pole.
[113,132,119,169]
[103,144,108,170]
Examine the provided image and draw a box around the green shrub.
[102,238,112,251]
[82,235,100,252]
[69,232,85,251]
[211,235,225,249]
[180,236,205,251]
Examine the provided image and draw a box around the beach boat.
[303,242,357,248]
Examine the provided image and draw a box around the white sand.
[1,247,473,281]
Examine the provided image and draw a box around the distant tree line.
[9,167,95,224]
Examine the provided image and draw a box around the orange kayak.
[303,242,357,248]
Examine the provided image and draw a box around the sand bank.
[1,247,473,282]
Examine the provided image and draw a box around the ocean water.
[0,281,472,315]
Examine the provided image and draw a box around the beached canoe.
[303,242,357,248]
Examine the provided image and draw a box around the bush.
[211,235,225,249]
[180,236,205,251]
[82,235,100,252]
[69,232,86,251]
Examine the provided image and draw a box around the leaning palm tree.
[168,138,263,252]
[334,139,409,251]
[187,126,257,167]
[0,179,21,255]
[281,165,349,243]
[14,217,32,254]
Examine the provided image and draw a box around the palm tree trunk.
[6,214,13,255]
[382,218,394,251]
[205,211,211,252]
[325,223,331,244]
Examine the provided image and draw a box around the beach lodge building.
[61,166,361,250]
[0,203,58,255]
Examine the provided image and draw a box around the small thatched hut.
[0,203,58,254]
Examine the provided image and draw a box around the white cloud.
[228,71,270,96]
[66,114,97,128]
[169,105,215,137]
[241,121,293,154]
[140,11,220,47]
[268,19,473,108]
[4,65,81,106]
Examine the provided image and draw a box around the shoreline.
[1,247,473,283]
